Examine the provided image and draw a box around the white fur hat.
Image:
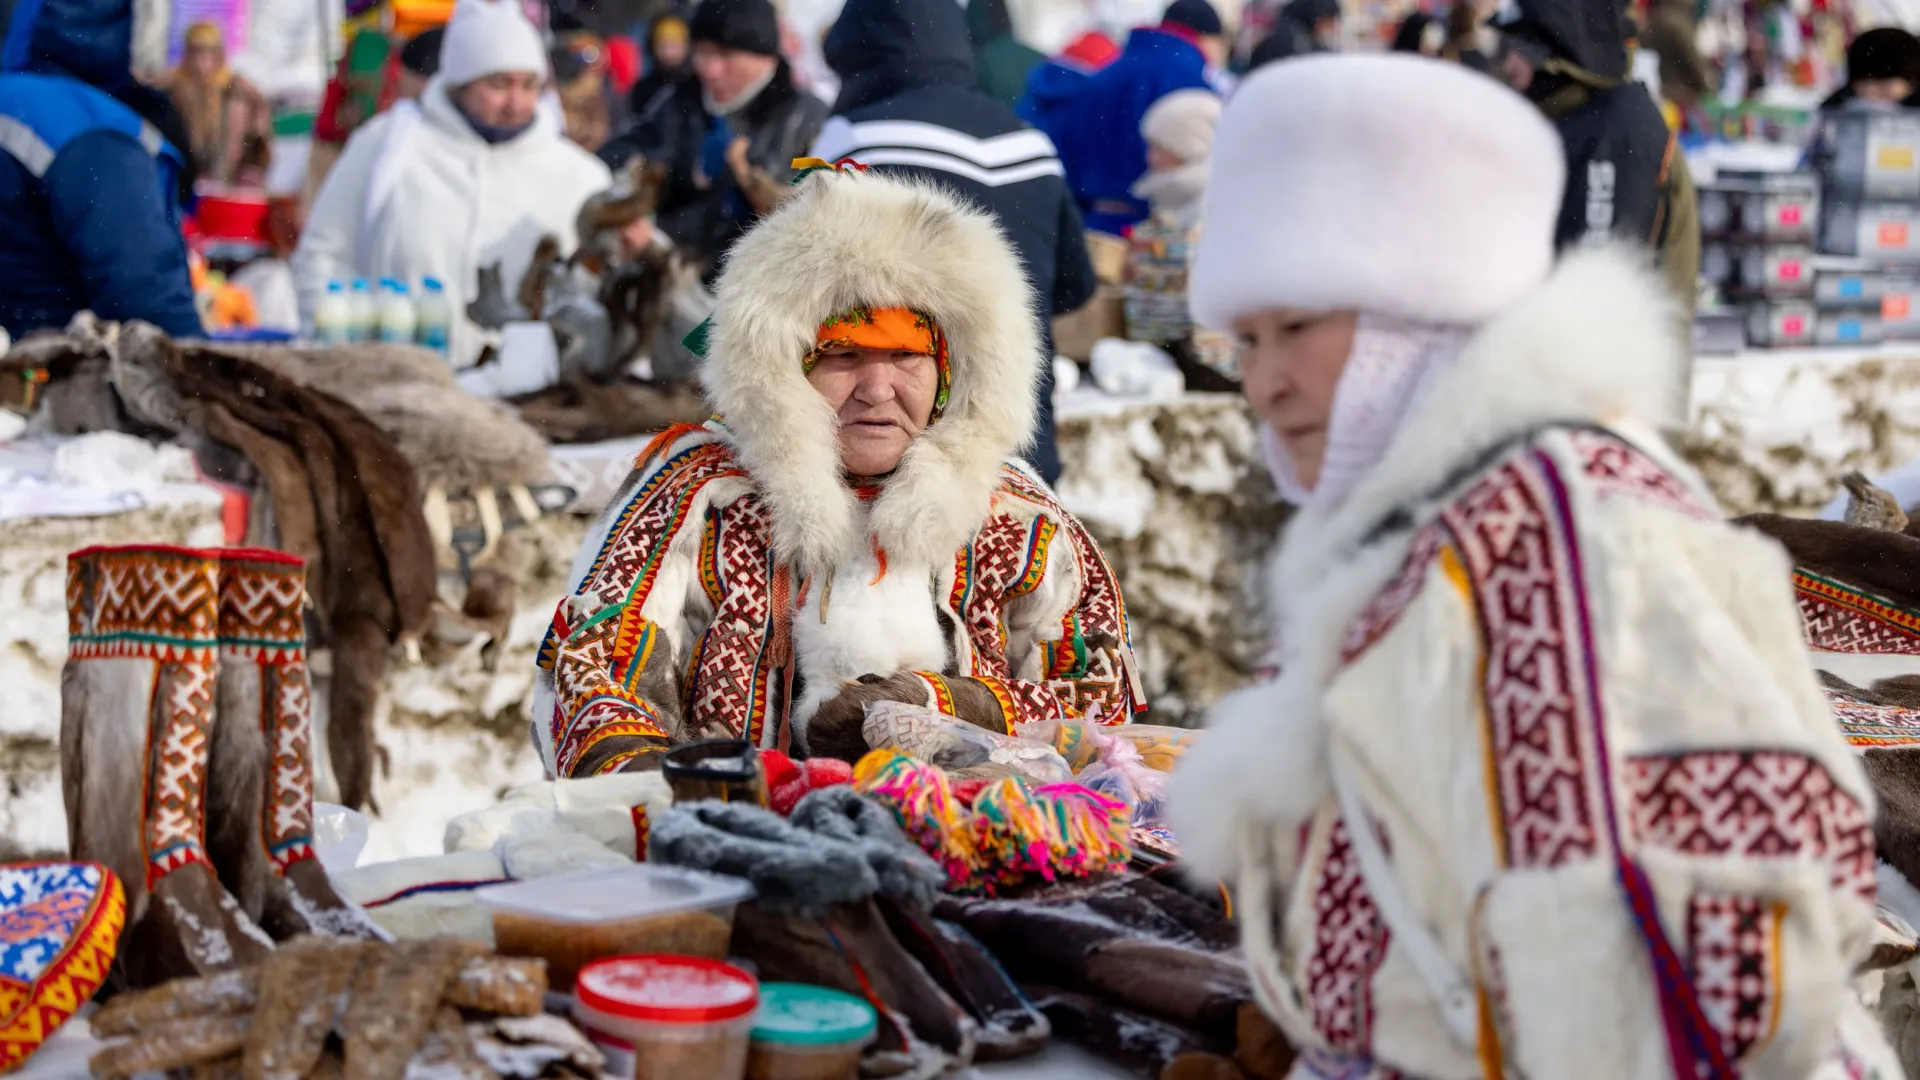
[1190,55,1565,329]
[438,0,549,87]
[1141,89,1223,162]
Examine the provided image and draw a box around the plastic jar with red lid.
[572,954,760,1080]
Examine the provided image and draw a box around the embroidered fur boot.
[206,548,381,939]
[61,544,273,988]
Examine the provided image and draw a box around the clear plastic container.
[347,278,376,343]
[416,277,450,355]
[377,277,416,344]
[746,984,876,1080]
[573,954,758,1080]
[314,281,352,345]
[476,864,753,990]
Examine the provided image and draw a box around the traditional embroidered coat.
[531,167,1143,777]
[1169,248,1899,1080]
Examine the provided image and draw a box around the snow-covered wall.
[1055,390,1285,727]
[1684,348,1920,516]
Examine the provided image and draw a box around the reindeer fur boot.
[207,548,380,939]
[62,545,273,988]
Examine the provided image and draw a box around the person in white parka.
[292,0,612,368]
[1166,55,1901,1080]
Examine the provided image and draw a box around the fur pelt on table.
[198,340,552,493]
[114,324,438,812]
[1738,512,1920,611]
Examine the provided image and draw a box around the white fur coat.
[1170,248,1900,1080]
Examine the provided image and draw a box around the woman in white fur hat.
[293,0,611,366]
[1168,55,1897,1080]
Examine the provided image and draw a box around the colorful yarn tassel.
[1036,783,1130,878]
[854,750,1134,896]
[854,749,975,886]
[971,778,1057,887]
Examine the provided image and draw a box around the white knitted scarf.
[1260,314,1474,509]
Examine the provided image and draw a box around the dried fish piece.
[467,1014,605,1080]
[442,956,548,1016]
[90,968,260,1037]
[344,939,488,1080]
[404,1008,499,1080]
[243,937,370,1080]
[186,1055,243,1080]
[89,1013,250,1079]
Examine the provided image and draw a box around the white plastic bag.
[311,801,370,874]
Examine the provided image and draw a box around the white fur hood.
[701,169,1043,576]
[1172,244,1688,881]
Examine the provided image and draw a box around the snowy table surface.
[14,1015,1141,1079]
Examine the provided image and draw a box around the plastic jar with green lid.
[745,984,878,1080]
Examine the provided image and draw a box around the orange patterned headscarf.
[804,306,952,417]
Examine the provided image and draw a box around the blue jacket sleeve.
[43,131,203,338]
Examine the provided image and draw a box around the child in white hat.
[1170,54,1895,1080]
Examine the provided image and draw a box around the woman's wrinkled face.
[455,71,543,129]
[1234,308,1358,491]
[806,346,939,478]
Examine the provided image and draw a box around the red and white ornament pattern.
[1687,893,1780,1062]
[1440,452,1607,870]
[1304,816,1390,1054]
[1623,750,1876,900]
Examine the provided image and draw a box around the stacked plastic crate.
[1701,171,1822,346]
[1817,110,1920,343]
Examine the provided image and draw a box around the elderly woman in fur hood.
[531,162,1143,777]
[1166,56,1895,1080]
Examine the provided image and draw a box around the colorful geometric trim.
[972,674,1020,733]
[1441,452,1606,870]
[66,546,220,659]
[215,551,307,663]
[1795,569,1920,656]
[1339,525,1445,665]
[1825,687,1920,748]
[1005,517,1056,601]
[1687,895,1785,1063]
[1623,749,1876,900]
[0,863,125,1073]
[920,673,957,717]
[537,439,742,673]
[1304,817,1391,1053]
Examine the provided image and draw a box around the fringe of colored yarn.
[853,749,975,885]
[854,750,1133,895]
[1035,783,1131,878]
[971,778,1057,888]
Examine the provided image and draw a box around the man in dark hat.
[1498,0,1698,325]
[600,0,827,276]
[1822,26,1920,109]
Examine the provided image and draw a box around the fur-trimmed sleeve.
[534,440,741,776]
[946,510,1147,730]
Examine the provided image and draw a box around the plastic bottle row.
[315,277,451,353]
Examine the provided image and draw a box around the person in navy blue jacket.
[1017,0,1224,237]
[812,0,1096,484]
[0,0,202,339]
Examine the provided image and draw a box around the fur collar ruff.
[702,169,1041,576]
[1273,244,1686,598]
[1169,244,1688,882]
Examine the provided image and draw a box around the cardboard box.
[1053,287,1126,361]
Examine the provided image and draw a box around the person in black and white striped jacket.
[811,0,1095,484]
